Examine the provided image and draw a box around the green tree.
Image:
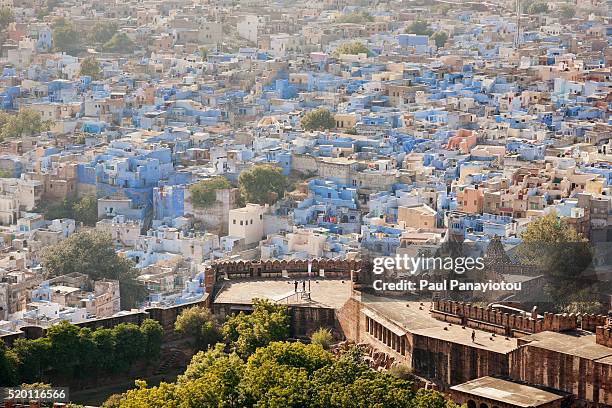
[0,109,53,141]
[7,320,158,386]
[434,3,452,15]
[46,321,83,377]
[174,306,220,350]
[301,108,336,131]
[0,7,14,31]
[103,32,135,53]
[189,177,230,208]
[333,41,370,57]
[79,56,101,80]
[120,340,461,408]
[101,393,123,408]
[90,22,118,44]
[527,2,548,14]
[91,328,116,374]
[388,362,412,380]
[53,18,83,55]
[238,164,288,205]
[562,287,606,314]
[121,380,179,408]
[560,4,576,18]
[310,328,333,350]
[71,194,98,225]
[413,388,463,407]
[42,196,73,220]
[11,337,50,383]
[77,327,100,375]
[222,299,290,359]
[335,11,374,23]
[39,194,98,225]
[310,345,417,408]
[432,31,449,48]
[177,344,245,405]
[199,47,208,61]
[42,231,147,309]
[517,211,593,310]
[140,319,164,362]
[0,340,19,386]
[405,20,433,36]
[112,323,146,372]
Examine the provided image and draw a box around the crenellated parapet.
[580,313,609,332]
[596,325,612,347]
[430,299,597,337]
[204,258,364,294]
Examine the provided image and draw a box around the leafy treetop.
[333,41,370,57]
[189,177,231,208]
[405,20,433,36]
[238,164,288,205]
[301,108,336,131]
[42,231,147,308]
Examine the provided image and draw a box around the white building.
[228,204,266,246]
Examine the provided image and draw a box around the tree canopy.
[0,7,14,31]
[560,4,576,18]
[517,211,594,311]
[39,194,98,226]
[0,109,53,141]
[432,31,449,48]
[405,20,433,36]
[42,231,147,308]
[222,298,290,359]
[0,320,162,386]
[333,42,370,57]
[301,108,336,131]
[120,341,461,408]
[174,306,220,350]
[335,11,374,23]
[189,177,231,208]
[310,328,333,350]
[527,1,548,14]
[90,22,119,45]
[52,18,84,56]
[103,32,135,53]
[199,47,208,61]
[238,164,288,205]
[79,56,101,80]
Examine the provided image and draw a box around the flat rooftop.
[360,294,443,331]
[451,376,566,407]
[50,285,81,294]
[520,330,612,362]
[359,294,519,353]
[411,324,519,353]
[213,278,353,309]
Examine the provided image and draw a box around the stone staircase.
[155,348,184,375]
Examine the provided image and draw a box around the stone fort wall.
[0,297,209,346]
[207,259,361,339]
[431,299,609,337]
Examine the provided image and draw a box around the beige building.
[287,228,327,258]
[96,216,142,247]
[81,280,121,318]
[334,113,358,130]
[228,204,266,246]
[199,22,223,44]
[397,204,437,230]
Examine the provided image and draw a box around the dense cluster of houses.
[0,0,609,335]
